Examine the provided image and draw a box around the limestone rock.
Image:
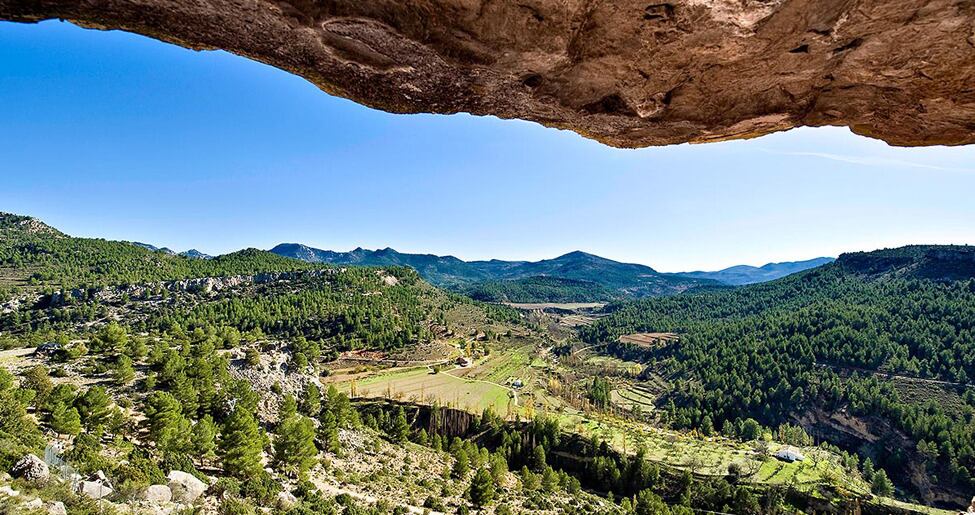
[11,455,49,483]
[78,480,113,500]
[276,491,298,510]
[167,470,207,504]
[47,501,68,515]
[141,484,173,503]
[22,498,43,510]
[2,0,974,148]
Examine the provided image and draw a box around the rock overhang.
[1,0,973,148]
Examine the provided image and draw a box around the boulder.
[276,491,298,510]
[78,480,113,500]
[47,501,68,515]
[141,484,173,503]
[23,498,43,510]
[11,454,49,483]
[167,470,207,504]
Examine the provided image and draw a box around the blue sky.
[1,20,974,272]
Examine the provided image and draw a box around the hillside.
[271,244,714,300]
[0,212,314,291]
[582,245,975,506]
[675,257,835,285]
[463,276,620,303]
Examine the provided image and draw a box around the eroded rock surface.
[1,0,974,147]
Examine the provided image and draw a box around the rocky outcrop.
[78,480,113,500]
[2,0,974,148]
[141,484,173,503]
[10,455,49,483]
[167,470,207,504]
[47,269,336,307]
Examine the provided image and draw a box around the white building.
[774,446,805,463]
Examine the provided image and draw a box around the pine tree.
[144,391,191,455]
[300,383,321,417]
[452,448,470,479]
[114,355,135,385]
[318,411,341,454]
[92,322,128,353]
[531,444,546,471]
[274,415,318,477]
[75,386,112,428]
[192,415,218,466]
[489,453,507,484]
[389,406,410,443]
[220,406,264,479]
[469,467,495,508]
[871,469,894,496]
[279,394,298,422]
[50,404,82,436]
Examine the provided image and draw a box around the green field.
[339,366,520,416]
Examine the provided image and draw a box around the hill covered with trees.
[582,245,975,504]
[0,213,314,292]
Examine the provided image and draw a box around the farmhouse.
[774,446,805,463]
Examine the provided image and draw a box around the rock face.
[10,455,49,483]
[141,484,173,503]
[1,0,973,148]
[167,470,207,504]
[78,480,113,500]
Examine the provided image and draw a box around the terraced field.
[610,384,656,413]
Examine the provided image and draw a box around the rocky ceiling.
[2,0,974,147]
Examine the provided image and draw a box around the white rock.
[47,501,68,515]
[276,491,298,510]
[78,480,113,499]
[141,484,173,503]
[0,485,20,497]
[167,470,207,504]
[23,498,43,510]
[11,455,50,483]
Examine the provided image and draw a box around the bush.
[220,497,257,515]
[423,495,446,511]
[240,470,282,505]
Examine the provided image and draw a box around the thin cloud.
[759,149,975,173]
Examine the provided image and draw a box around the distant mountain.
[270,244,715,299]
[675,257,835,285]
[130,242,176,255]
[179,249,213,260]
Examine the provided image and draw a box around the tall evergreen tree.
[469,467,496,508]
[220,406,264,479]
[274,415,318,477]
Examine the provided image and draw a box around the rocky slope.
[2,0,974,148]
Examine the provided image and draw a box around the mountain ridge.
[268,243,841,299]
[675,257,836,285]
[270,243,705,298]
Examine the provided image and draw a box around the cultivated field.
[617,332,679,347]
